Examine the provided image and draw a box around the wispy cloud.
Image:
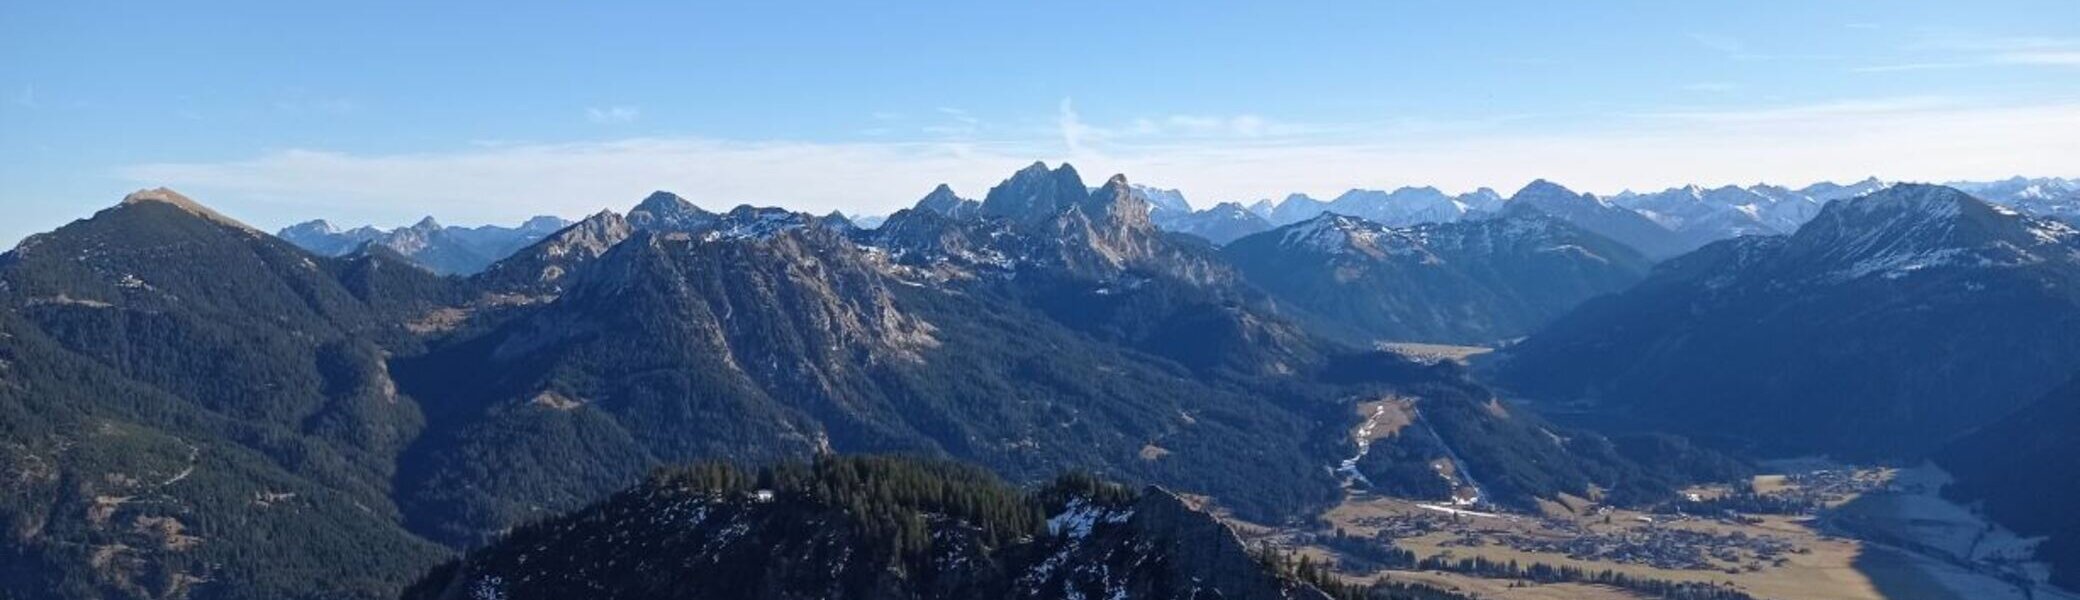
[1851,62,1975,73]
[1639,96,1958,123]
[586,106,640,124]
[14,84,36,109]
[1996,50,2080,66]
[923,107,982,138]
[1688,33,1746,56]
[1859,35,2080,73]
[1681,82,1739,93]
[1057,98,1098,155]
[1688,32,1840,61]
[273,89,357,115]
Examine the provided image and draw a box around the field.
[1230,463,2079,600]
[1376,342,1494,364]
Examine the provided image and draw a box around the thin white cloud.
[586,106,640,124]
[119,97,2080,230]
[923,107,982,138]
[1862,35,2080,73]
[1997,51,2080,66]
[1851,62,1975,73]
[1684,33,1837,61]
[15,84,36,109]
[121,139,1043,228]
[1689,33,1748,56]
[1636,96,1960,125]
[273,90,358,115]
[1056,98,1098,156]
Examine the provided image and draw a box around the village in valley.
[1222,410,2078,600]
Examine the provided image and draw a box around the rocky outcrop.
[1127,488,1335,600]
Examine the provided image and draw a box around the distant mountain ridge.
[279,213,570,275]
[1495,183,2080,457]
[263,176,2076,269]
[1143,176,2075,257]
[1225,203,1654,345]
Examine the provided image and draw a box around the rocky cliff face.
[474,210,634,294]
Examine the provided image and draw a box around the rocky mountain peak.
[477,209,634,291]
[1511,179,1586,203]
[1085,174,1146,218]
[633,190,691,212]
[281,219,338,237]
[519,215,572,233]
[118,187,259,232]
[712,205,814,239]
[1777,184,2077,282]
[1272,212,1412,258]
[627,190,717,231]
[1128,183,1192,217]
[980,161,1090,223]
[914,183,979,219]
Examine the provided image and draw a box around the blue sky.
[4,1,2078,245]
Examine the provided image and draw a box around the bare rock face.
[474,209,633,293]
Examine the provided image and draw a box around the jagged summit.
[1128,183,1192,217]
[914,182,979,218]
[1086,173,1144,216]
[1505,178,1687,258]
[979,161,1091,223]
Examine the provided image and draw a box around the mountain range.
[275,175,2080,279]
[0,166,1746,600]
[1493,183,2080,458]
[279,214,571,275]
[1224,203,1653,345]
[1144,176,2079,261]
[11,168,2080,599]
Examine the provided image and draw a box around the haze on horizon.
[3,1,2078,246]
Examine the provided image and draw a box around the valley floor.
[1229,462,2078,600]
